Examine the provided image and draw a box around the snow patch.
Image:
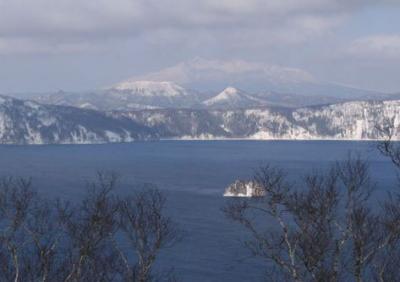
[112,81,188,97]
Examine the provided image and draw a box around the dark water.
[0,141,398,281]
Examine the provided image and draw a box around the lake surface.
[0,141,398,281]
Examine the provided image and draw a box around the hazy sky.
[0,0,400,93]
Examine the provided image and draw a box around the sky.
[0,0,400,94]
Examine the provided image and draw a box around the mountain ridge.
[22,80,392,111]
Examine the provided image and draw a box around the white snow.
[79,102,98,110]
[203,87,259,107]
[112,80,189,97]
[223,181,265,197]
[104,130,123,142]
[2,92,400,144]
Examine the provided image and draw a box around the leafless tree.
[117,185,180,282]
[21,197,70,281]
[0,177,69,282]
[376,117,400,168]
[60,172,122,282]
[373,117,400,281]
[0,177,35,282]
[224,156,400,282]
[0,173,180,282]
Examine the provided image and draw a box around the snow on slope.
[107,80,203,108]
[2,94,400,144]
[0,95,155,144]
[113,100,400,141]
[106,80,200,108]
[127,57,316,87]
[111,81,190,97]
[125,58,384,99]
[203,87,264,109]
[291,100,400,140]
[32,81,201,110]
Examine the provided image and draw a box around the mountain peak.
[203,87,258,108]
[222,86,240,95]
[212,87,246,100]
[124,58,317,92]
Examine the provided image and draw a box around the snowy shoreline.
[161,137,393,142]
[0,138,395,146]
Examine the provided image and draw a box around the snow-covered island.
[223,180,265,197]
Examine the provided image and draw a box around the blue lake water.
[0,141,398,281]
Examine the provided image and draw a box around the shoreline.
[0,138,395,147]
[161,137,391,142]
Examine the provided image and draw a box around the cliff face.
[1,94,399,144]
[112,100,400,140]
[0,95,156,144]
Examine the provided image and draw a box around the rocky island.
[223,180,265,197]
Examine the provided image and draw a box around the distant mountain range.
[3,56,399,144]
[122,58,387,100]
[10,57,398,112]
[0,93,399,144]
[22,80,396,112]
[1,69,400,144]
[32,81,200,111]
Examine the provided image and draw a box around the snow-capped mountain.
[0,95,155,144]
[24,58,392,111]
[128,57,317,91]
[201,87,343,109]
[32,81,202,111]
[106,80,201,108]
[127,58,386,99]
[202,87,265,109]
[32,85,350,111]
[30,79,389,112]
